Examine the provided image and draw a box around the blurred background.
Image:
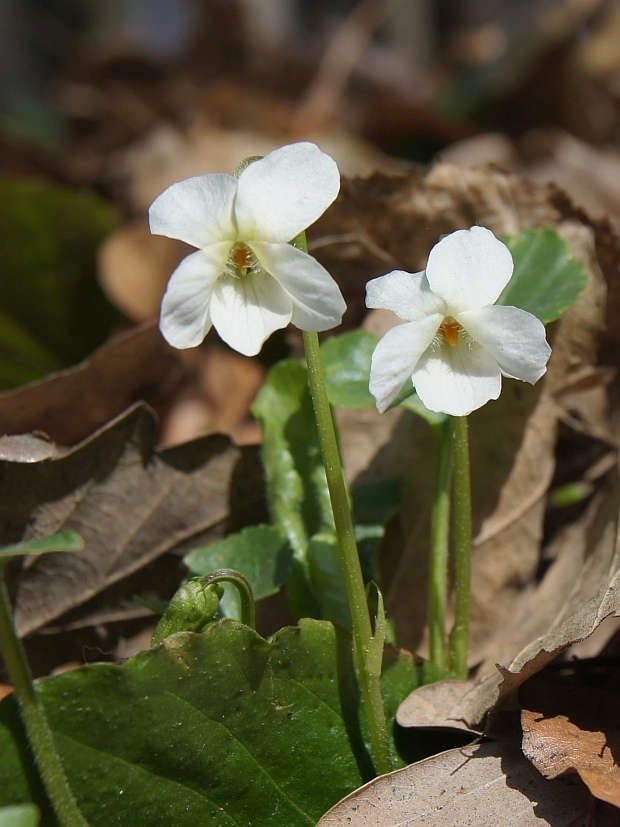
[1,0,620,446]
[3,0,620,174]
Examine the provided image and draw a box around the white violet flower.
[366,226,552,417]
[150,142,346,356]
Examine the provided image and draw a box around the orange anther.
[439,320,461,346]
[233,246,253,272]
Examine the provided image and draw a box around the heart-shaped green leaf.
[498,227,587,323]
[0,620,421,826]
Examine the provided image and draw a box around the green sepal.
[151,578,223,645]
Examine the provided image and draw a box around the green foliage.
[251,360,400,622]
[0,179,120,389]
[321,330,377,408]
[320,329,445,424]
[251,360,337,617]
[184,524,293,618]
[0,620,423,827]
[0,806,40,827]
[498,227,588,323]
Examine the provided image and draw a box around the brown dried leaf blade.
[521,674,620,808]
[0,322,180,446]
[317,738,598,826]
[1,404,264,637]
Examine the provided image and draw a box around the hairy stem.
[303,329,392,776]
[448,416,472,679]
[0,565,88,826]
[428,419,452,671]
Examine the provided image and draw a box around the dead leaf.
[521,672,620,808]
[454,560,620,732]
[1,404,265,638]
[395,679,478,733]
[0,323,181,445]
[317,738,601,826]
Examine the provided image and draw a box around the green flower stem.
[202,569,256,629]
[0,565,88,826]
[428,420,452,672]
[448,415,472,679]
[302,329,392,776]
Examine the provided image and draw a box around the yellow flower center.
[232,244,253,275]
[438,318,462,347]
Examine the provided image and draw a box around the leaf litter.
[0,404,265,646]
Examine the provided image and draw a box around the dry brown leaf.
[0,323,180,446]
[454,559,620,731]
[442,129,620,229]
[395,679,478,733]
[1,404,265,638]
[317,738,599,826]
[521,673,620,809]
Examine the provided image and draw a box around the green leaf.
[184,524,293,618]
[307,534,350,627]
[252,360,333,551]
[321,331,377,408]
[0,178,121,390]
[498,227,588,323]
[0,530,84,561]
[321,329,447,430]
[252,359,407,623]
[251,361,333,617]
[352,479,402,583]
[0,806,40,827]
[0,620,422,826]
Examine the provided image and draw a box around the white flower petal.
[457,305,551,383]
[234,143,340,243]
[369,317,443,413]
[210,271,292,356]
[149,174,237,248]
[412,340,501,416]
[425,226,514,311]
[251,241,345,331]
[159,246,229,348]
[366,270,446,322]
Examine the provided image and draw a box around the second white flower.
[366,226,552,417]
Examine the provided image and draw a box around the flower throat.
[438,318,462,346]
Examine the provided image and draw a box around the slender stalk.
[428,420,452,671]
[201,569,256,629]
[0,565,88,826]
[302,329,392,776]
[448,416,472,679]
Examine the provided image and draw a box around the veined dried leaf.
[0,323,179,446]
[521,672,620,808]
[1,404,264,637]
[317,739,595,826]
